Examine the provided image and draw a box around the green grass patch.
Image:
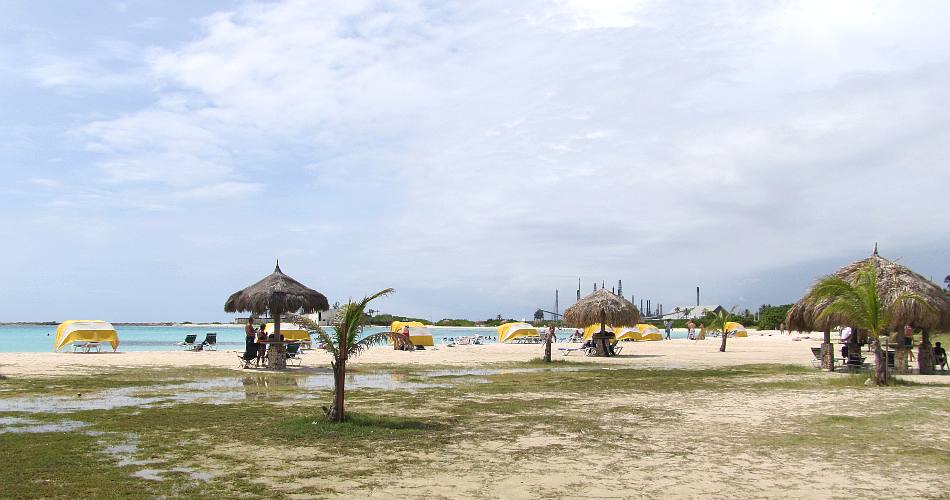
[278,411,440,440]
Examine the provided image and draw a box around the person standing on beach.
[664,319,672,340]
[543,324,556,362]
[687,320,696,340]
[256,324,267,367]
[779,322,786,335]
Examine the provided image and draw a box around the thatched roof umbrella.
[564,289,640,356]
[786,246,950,372]
[787,247,950,332]
[224,262,329,369]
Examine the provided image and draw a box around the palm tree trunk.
[543,334,552,362]
[719,331,728,352]
[918,329,934,375]
[872,337,888,386]
[331,356,346,422]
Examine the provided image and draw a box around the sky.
[1,0,948,322]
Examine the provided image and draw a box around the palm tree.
[806,263,931,385]
[295,288,394,422]
[533,308,544,323]
[944,274,950,290]
[707,307,736,352]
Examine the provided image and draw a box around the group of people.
[665,320,706,340]
[240,318,285,368]
[838,324,949,371]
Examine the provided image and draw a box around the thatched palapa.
[224,262,328,370]
[224,263,329,316]
[564,289,641,329]
[786,247,950,333]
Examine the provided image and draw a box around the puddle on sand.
[134,467,213,482]
[0,370,461,414]
[0,416,89,433]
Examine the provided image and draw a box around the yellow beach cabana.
[582,324,615,340]
[614,324,663,341]
[498,322,540,343]
[54,320,119,352]
[389,321,434,346]
[725,321,748,337]
[390,321,425,333]
[264,322,310,342]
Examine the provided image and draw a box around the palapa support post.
[894,345,909,374]
[592,312,612,357]
[821,327,834,371]
[918,328,934,375]
[269,308,287,370]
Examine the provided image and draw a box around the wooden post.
[821,327,834,371]
[918,328,934,375]
[268,308,287,370]
[894,346,909,374]
[593,311,611,357]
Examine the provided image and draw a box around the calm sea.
[0,325,691,353]
[0,325,497,353]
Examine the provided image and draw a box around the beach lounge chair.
[73,342,102,353]
[192,333,217,351]
[179,334,198,349]
[810,347,823,368]
[286,343,303,366]
[204,333,217,350]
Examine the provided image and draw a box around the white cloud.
[58,0,950,316]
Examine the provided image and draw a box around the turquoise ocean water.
[0,324,690,353]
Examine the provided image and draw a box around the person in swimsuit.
[256,324,268,367]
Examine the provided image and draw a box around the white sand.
[0,331,825,377]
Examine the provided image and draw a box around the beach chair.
[73,342,102,353]
[810,347,823,368]
[286,343,303,366]
[201,333,218,351]
[179,334,198,349]
[187,333,216,351]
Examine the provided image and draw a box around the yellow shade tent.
[498,322,540,343]
[614,324,663,341]
[725,321,748,337]
[582,324,615,340]
[389,322,434,346]
[54,320,119,352]
[390,321,425,333]
[264,322,310,342]
[405,326,434,346]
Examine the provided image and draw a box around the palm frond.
[289,314,339,358]
[351,331,395,357]
[332,288,394,361]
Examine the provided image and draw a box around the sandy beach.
[0,331,823,377]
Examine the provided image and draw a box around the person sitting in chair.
[934,342,947,372]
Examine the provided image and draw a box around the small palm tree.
[944,274,950,290]
[707,307,736,352]
[533,309,544,322]
[807,263,931,385]
[296,288,394,422]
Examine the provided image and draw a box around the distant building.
[303,308,340,326]
[234,307,340,327]
[662,305,725,320]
